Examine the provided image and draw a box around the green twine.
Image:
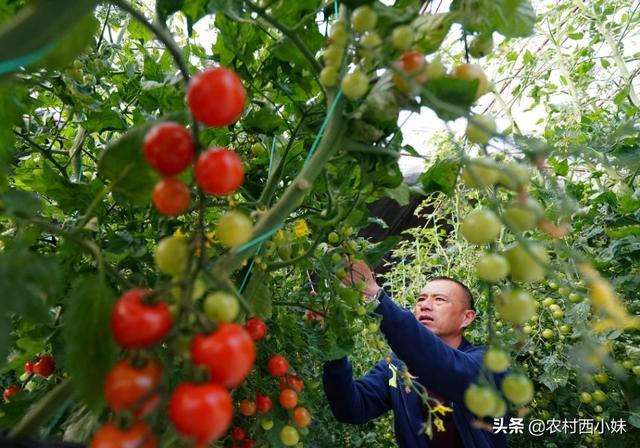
[304,90,343,165]
[0,41,57,75]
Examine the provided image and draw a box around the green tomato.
[548,281,559,290]
[592,390,606,402]
[557,287,570,297]
[542,297,555,307]
[569,293,582,303]
[351,5,377,33]
[461,158,500,188]
[632,365,640,376]
[501,374,534,406]
[552,310,564,319]
[505,241,549,282]
[468,34,494,58]
[328,231,340,244]
[484,348,510,372]
[523,325,533,335]
[341,69,369,100]
[280,425,300,446]
[496,289,535,325]
[622,360,634,370]
[549,304,561,312]
[322,45,344,68]
[425,57,446,80]
[498,163,530,191]
[541,328,554,340]
[203,292,239,322]
[155,236,188,275]
[217,211,253,248]
[391,25,414,50]
[331,252,342,263]
[466,115,497,145]
[594,405,603,413]
[320,66,339,88]
[503,199,543,231]
[460,208,502,245]
[464,384,496,417]
[330,21,349,47]
[593,373,608,384]
[261,417,274,430]
[579,392,592,404]
[360,31,381,49]
[475,252,510,282]
[559,324,571,334]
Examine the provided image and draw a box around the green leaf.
[421,77,476,120]
[494,0,536,38]
[242,108,283,134]
[0,242,60,333]
[0,189,41,217]
[364,236,402,267]
[84,109,126,133]
[98,115,188,206]
[419,156,460,195]
[243,270,273,319]
[629,413,640,429]
[0,0,98,75]
[606,225,640,240]
[157,0,184,23]
[0,314,10,370]
[63,274,117,413]
[381,183,410,206]
[38,12,99,70]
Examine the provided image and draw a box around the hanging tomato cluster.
[91,66,263,447]
[228,352,313,448]
[142,67,246,217]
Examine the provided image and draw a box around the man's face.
[413,279,475,337]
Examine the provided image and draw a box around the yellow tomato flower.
[433,416,445,432]
[431,403,454,416]
[293,219,310,238]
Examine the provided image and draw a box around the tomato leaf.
[364,236,402,267]
[0,189,42,217]
[0,0,98,74]
[0,242,59,323]
[243,270,273,319]
[420,78,476,120]
[63,274,117,413]
[419,156,460,195]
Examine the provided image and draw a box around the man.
[322,262,507,448]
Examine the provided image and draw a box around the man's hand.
[341,259,381,299]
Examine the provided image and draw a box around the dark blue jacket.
[323,290,507,448]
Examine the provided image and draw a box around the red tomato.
[256,393,272,413]
[152,177,190,216]
[242,440,256,448]
[90,421,156,448]
[33,355,55,377]
[195,148,244,196]
[398,50,426,73]
[104,358,162,417]
[169,383,233,442]
[280,374,304,393]
[187,67,246,127]
[111,289,173,348]
[143,122,194,175]
[279,388,298,409]
[292,407,311,428]
[268,355,289,377]
[3,385,20,401]
[24,361,34,374]
[231,426,246,441]
[245,318,267,341]
[239,399,256,417]
[191,324,255,388]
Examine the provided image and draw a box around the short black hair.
[427,276,475,311]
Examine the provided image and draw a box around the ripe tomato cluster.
[3,355,56,404]
[229,353,312,447]
[142,66,247,217]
